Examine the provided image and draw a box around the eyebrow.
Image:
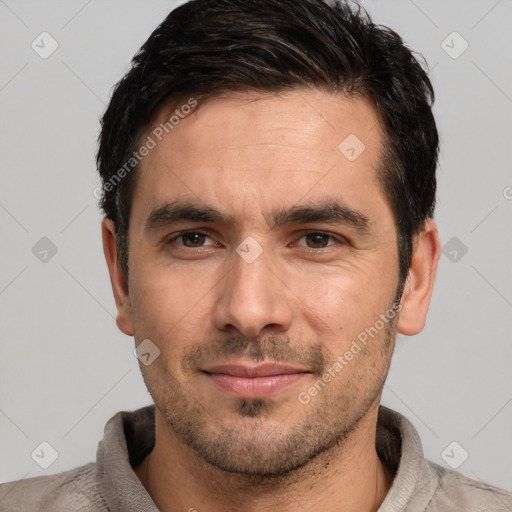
[145,201,235,231]
[145,199,371,234]
[270,202,370,232]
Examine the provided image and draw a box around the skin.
[102,88,440,512]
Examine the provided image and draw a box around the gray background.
[1,0,511,493]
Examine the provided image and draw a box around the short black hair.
[97,0,438,297]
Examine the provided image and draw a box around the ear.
[396,219,441,336]
[101,218,135,336]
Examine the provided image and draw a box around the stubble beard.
[141,319,396,480]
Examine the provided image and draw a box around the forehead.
[133,89,389,228]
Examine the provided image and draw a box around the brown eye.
[180,232,207,247]
[301,233,336,249]
[167,231,215,248]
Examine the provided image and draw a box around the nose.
[212,244,294,338]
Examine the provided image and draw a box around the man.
[1,0,511,510]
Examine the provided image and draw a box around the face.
[112,89,407,476]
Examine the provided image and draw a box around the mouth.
[201,362,311,399]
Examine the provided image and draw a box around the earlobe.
[396,219,441,336]
[101,218,135,336]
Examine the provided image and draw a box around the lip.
[203,363,308,377]
[202,362,310,399]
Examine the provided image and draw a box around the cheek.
[129,262,210,343]
[291,261,394,344]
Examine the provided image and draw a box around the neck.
[135,402,394,512]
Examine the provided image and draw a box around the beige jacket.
[1,405,511,511]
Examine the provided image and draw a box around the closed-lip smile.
[202,362,310,399]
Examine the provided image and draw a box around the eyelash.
[165,230,346,251]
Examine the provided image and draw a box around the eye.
[167,231,217,248]
[296,232,341,249]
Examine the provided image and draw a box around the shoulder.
[0,463,107,512]
[427,461,512,511]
